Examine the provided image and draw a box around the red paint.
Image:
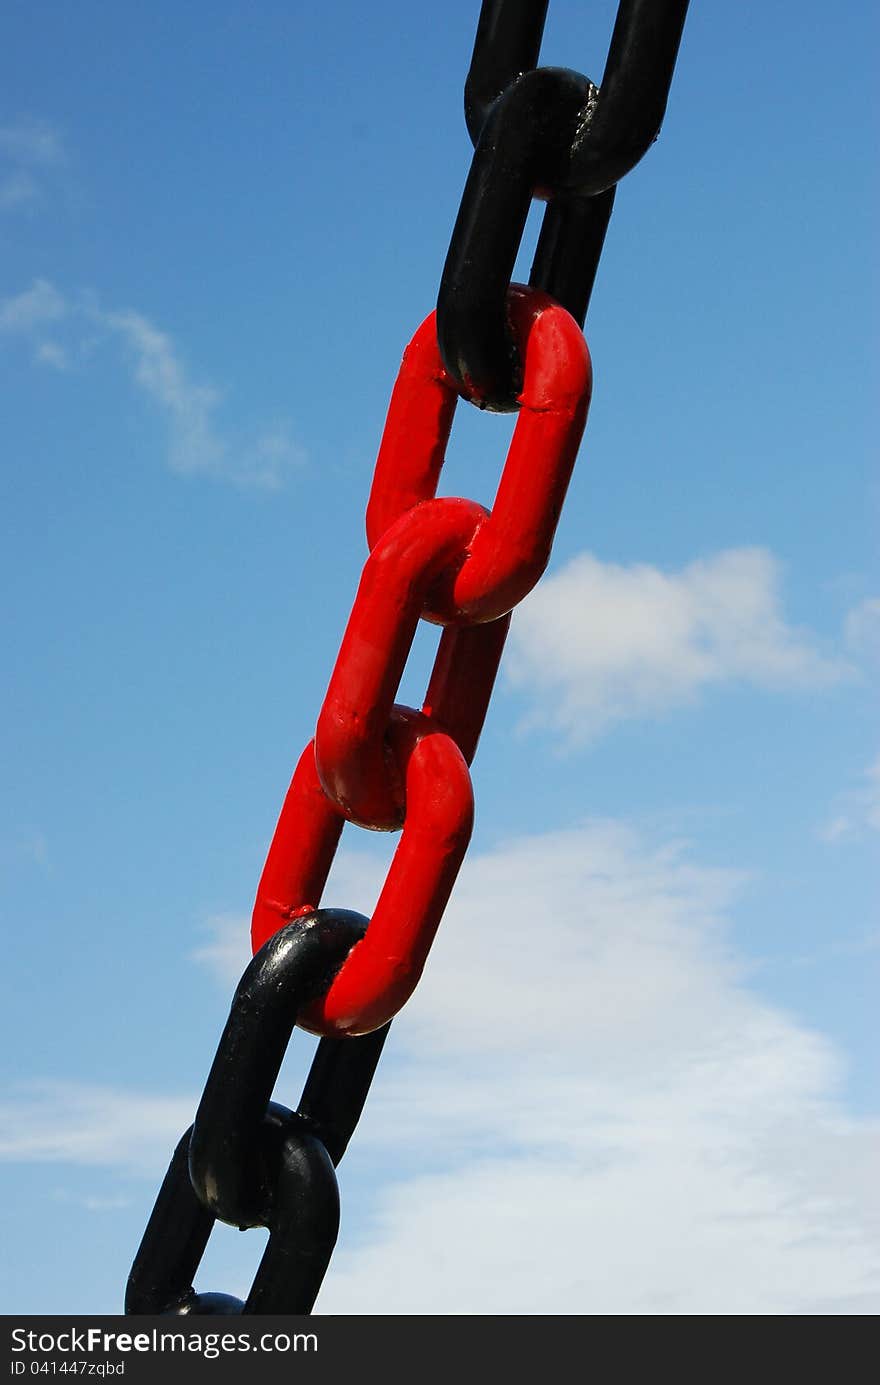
[366,283,592,624]
[252,714,473,1036]
[252,285,591,1035]
[252,740,344,950]
[315,497,487,828]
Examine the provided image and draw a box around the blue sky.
[1,0,877,1315]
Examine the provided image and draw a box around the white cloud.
[0,120,64,166]
[189,912,250,987]
[505,548,849,742]
[99,306,227,477]
[0,827,51,869]
[0,1081,194,1178]
[0,278,67,334]
[90,301,306,485]
[81,1194,132,1212]
[820,755,880,842]
[861,761,880,831]
[0,119,64,210]
[0,171,39,208]
[311,827,878,1314]
[34,340,71,370]
[0,279,305,486]
[845,597,880,662]
[51,1188,133,1214]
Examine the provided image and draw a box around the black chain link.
[127,913,389,1315]
[439,0,690,410]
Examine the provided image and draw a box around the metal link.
[468,0,690,195]
[366,285,591,625]
[247,282,589,1034]
[529,184,614,330]
[465,0,549,144]
[315,497,488,828]
[252,715,473,1037]
[314,284,589,827]
[439,0,689,408]
[559,0,690,195]
[188,910,371,1224]
[127,912,390,1315]
[126,1128,240,1316]
[303,712,473,1034]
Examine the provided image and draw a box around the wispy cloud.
[783,930,880,969]
[189,912,249,987]
[845,597,880,662]
[506,548,850,743]
[0,278,306,487]
[1,827,50,870]
[0,121,64,166]
[34,340,72,369]
[0,1081,194,1178]
[0,119,65,210]
[51,1188,133,1214]
[820,755,880,842]
[0,171,39,209]
[0,278,67,334]
[98,306,305,486]
[311,828,880,1314]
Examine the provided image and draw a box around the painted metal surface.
[253,716,474,1036]
[440,0,690,409]
[127,913,389,1314]
[128,0,692,1317]
[252,284,590,1036]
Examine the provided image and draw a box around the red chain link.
[251,284,591,1036]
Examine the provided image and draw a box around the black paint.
[126,912,390,1315]
[438,0,690,410]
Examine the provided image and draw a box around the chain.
[127,913,389,1314]
[442,0,690,409]
[128,0,689,1315]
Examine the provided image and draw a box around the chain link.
[441,0,690,409]
[128,0,689,1315]
[127,912,389,1314]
